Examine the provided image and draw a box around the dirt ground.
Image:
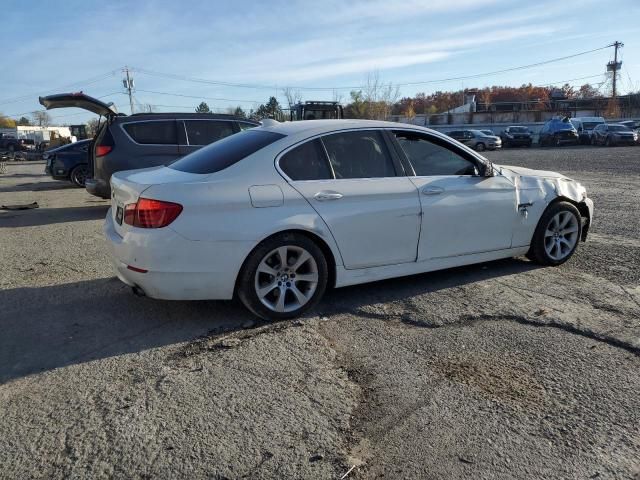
[1,146,639,479]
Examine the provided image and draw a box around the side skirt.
[334,246,530,288]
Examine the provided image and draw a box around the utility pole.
[608,41,623,99]
[123,67,135,115]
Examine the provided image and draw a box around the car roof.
[115,112,258,122]
[259,119,413,136]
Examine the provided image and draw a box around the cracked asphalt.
[1,145,639,479]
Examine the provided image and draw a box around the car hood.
[496,164,587,202]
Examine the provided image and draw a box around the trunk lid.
[39,93,119,117]
[110,167,205,237]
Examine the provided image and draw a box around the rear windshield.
[582,122,602,130]
[509,127,528,133]
[168,130,285,174]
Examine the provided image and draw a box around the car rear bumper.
[104,211,253,300]
[86,178,111,198]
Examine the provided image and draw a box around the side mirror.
[482,162,495,177]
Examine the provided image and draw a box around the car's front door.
[391,130,517,260]
[279,130,421,269]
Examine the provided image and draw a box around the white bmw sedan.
[105,120,594,320]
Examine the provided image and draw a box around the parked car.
[0,133,36,154]
[39,93,259,198]
[500,126,533,148]
[538,118,579,147]
[569,117,605,144]
[591,123,638,146]
[43,139,91,187]
[447,129,501,151]
[480,129,496,136]
[619,120,640,144]
[105,120,593,320]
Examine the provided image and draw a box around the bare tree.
[31,110,51,127]
[362,71,400,120]
[86,118,101,136]
[282,87,302,109]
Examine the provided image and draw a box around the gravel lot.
[1,146,639,479]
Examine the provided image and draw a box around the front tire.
[237,232,328,321]
[475,142,486,152]
[527,202,582,266]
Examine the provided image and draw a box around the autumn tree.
[0,113,16,128]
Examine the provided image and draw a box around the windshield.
[582,122,602,130]
[552,121,575,131]
[608,125,630,132]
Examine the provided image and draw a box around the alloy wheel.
[544,211,579,261]
[254,245,319,313]
[71,166,88,187]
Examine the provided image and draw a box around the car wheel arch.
[537,196,591,242]
[234,228,339,297]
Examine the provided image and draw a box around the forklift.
[290,101,344,121]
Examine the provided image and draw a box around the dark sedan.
[500,126,532,147]
[591,123,638,146]
[44,139,91,187]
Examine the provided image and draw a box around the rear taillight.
[123,198,183,228]
[96,145,112,157]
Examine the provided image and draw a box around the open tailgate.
[39,92,118,117]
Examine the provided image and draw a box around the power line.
[136,89,262,104]
[0,69,122,107]
[132,44,613,91]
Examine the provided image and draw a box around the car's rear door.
[120,119,180,167]
[179,119,238,156]
[391,130,516,260]
[279,129,421,269]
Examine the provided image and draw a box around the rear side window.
[169,130,285,174]
[123,121,177,144]
[184,120,234,145]
[279,139,332,181]
[322,130,396,179]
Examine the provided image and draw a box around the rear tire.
[527,201,582,266]
[237,232,328,321]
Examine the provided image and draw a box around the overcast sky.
[1,0,639,124]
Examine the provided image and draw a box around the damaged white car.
[104,120,594,320]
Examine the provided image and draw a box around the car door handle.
[314,190,343,201]
[421,186,444,195]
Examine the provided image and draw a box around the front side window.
[123,121,177,144]
[279,139,332,181]
[184,120,234,145]
[321,130,396,179]
[169,130,285,174]
[393,131,478,176]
